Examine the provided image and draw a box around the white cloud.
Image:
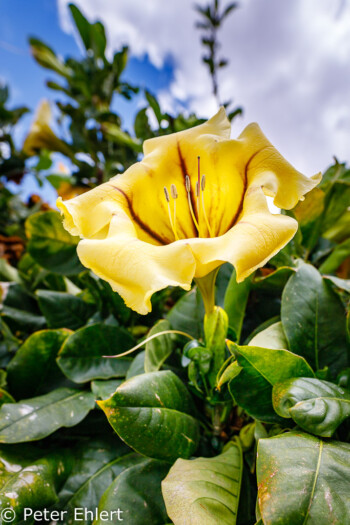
[57,0,350,175]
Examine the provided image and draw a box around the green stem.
[195,268,219,315]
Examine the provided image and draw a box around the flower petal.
[186,185,298,281]
[238,123,322,209]
[76,210,196,314]
[57,107,235,244]
[23,100,72,157]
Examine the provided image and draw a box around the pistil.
[185,175,199,232]
[164,157,213,240]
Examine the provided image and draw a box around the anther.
[170,184,178,199]
[195,181,199,197]
[201,174,206,192]
[185,175,191,193]
[163,187,170,202]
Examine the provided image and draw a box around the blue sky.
[2,0,350,204]
[0,0,175,201]
[0,0,174,133]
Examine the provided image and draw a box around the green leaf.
[319,238,350,274]
[98,371,199,462]
[36,290,95,330]
[252,267,295,292]
[0,388,95,443]
[162,441,242,525]
[69,4,91,50]
[26,211,84,275]
[322,182,350,233]
[134,107,153,140]
[293,187,325,251]
[126,351,145,379]
[91,21,107,58]
[2,305,46,333]
[281,262,349,375]
[257,432,350,524]
[29,37,71,77]
[223,268,251,342]
[2,283,46,333]
[7,329,71,399]
[145,90,163,123]
[168,288,204,339]
[0,258,21,282]
[0,448,72,524]
[91,380,123,399]
[273,377,350,437]
[228,344,314,422]
[102,122,142,151]
[204,306,228,386]
[95,459,169,525]
[144,319,175,373]
[0,389,15,407]
[58,439,140,524]
[57,323,134,383]
[323,275,350,294]
[248,322,288,350]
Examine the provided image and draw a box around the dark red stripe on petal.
[111,185,167,245]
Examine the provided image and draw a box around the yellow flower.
[23,100,72,157]
[57,108,321,314]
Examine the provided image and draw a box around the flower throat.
[163,156,213,240]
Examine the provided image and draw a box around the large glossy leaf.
[58,439,141,525]
[91,380,123,399]
[7,329,71,398]
[168,288,204,339]
[257,432,350,524]
[26,211,84,275]
[248,321,288,350]
[95,459,169,525]
[0,447,72,524]
[57,323,133,383]
[281,262,349,375]
[98,371,199,462]
[36,290,95,330]
[162,441,242,525]
[223,268,251,342]
[0,388,95,443]
[228,344,314,422]
[273,377,350,437]
[144,319,176,373]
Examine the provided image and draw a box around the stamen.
[197,157,201,219]
[170,184,179,241]
[185,175,199,231]
[170,183,178,199]
[201,174,213,237]
[164,185,179,241]
[163,186,170,202]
